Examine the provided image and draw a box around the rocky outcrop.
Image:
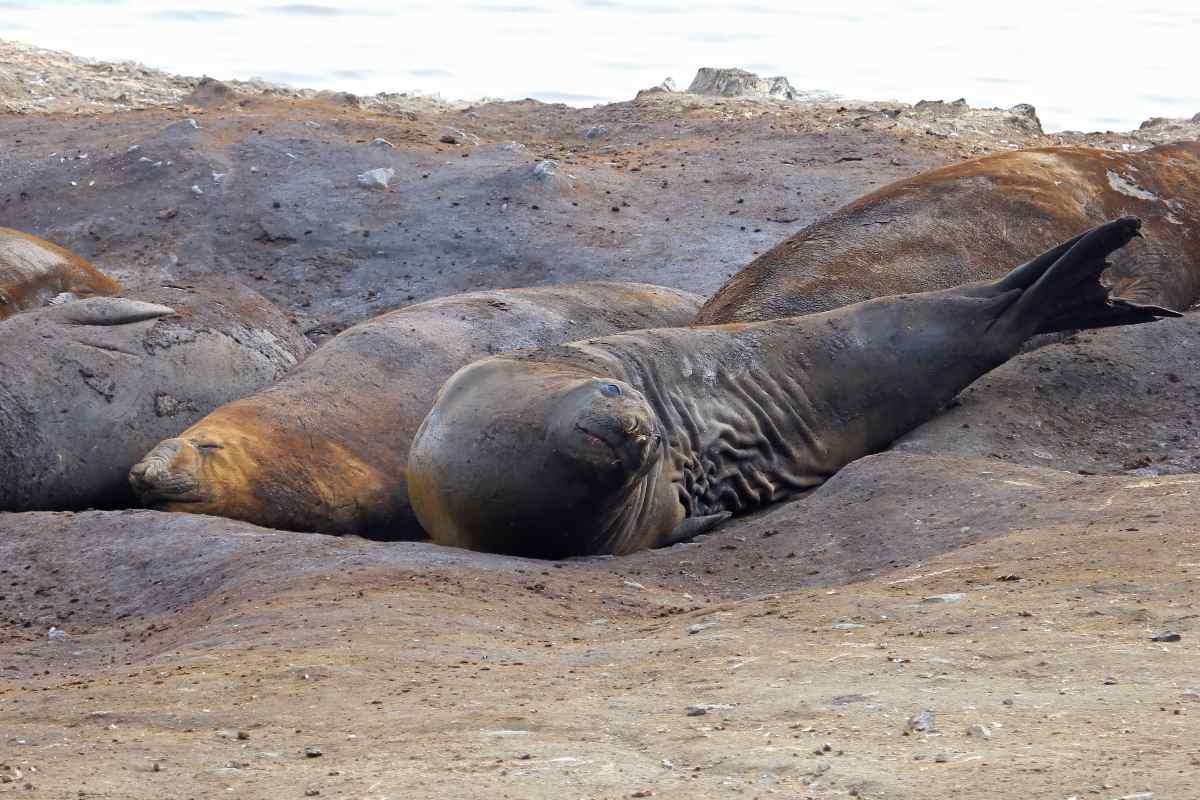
[687,67,797,100]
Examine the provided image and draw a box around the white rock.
[357,167,395,190]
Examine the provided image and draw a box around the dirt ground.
[3,43,1200,799]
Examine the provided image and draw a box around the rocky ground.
[2,41,1200,799]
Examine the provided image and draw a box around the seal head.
[129,426,259,513]
[408,359,671,558]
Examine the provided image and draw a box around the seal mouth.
[574,419,658,470]
[129,440,207,504]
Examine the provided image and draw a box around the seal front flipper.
[658,512,732,548]
[55,297,177,326]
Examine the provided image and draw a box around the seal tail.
[989,217,1181,336]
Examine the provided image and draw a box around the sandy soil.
[2,41,1200,799]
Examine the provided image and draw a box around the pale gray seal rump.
[0,281,311,512]
[408,219,1177,558]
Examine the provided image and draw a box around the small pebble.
[933,753,949,763]
[922,592,966,603]
[965,723,991,739]
[1151,631,1182,642]
[905,710,936,733]
[304,746,323,758]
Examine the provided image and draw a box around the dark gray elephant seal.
[0,226,122,320]
[0,281,311,512]
[408,219,1178,558]
[128,282,702,539]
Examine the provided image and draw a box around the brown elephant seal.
[0,227,121,319]
[128,282,702,539]
[697,142,1200,324]
[0,281,311,512]
[408,219,1178,558]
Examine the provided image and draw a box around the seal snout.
[129,438,204,503]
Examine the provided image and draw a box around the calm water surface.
[4,0,1198,132]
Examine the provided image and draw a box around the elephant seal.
[128,282,702,538]
[0,281,311,512]
[0,227,121,319]
[697,142,1200,324]
[408,219,1178,558]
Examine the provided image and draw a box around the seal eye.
[194,442,224,451]
[599,382,623,398]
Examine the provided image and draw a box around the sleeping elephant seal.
[129,282,702,539]
[697,142,1200,324]
[409,219,1179,558]
[0,281,311,512]
[0,227,121,319]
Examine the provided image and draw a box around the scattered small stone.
[47,626,67,640]
[517,753,532,760]
[152,762,161,772]
[631,791,654,798]
[905,710,936,734]
[584,125,608,139]
[1002,698,1015,706]
[372,138,394,148]
[1103,677,1119,685]
[303,746,323,758]
[357,167,395,190]
[157,207,178,220]
[832,622,865,630]
[933,753,949,763]
[184,118,199,129]
[190,185,204,195]
[1151,631,1182,642]
[661,759,674,769]
[922,593,966,603]
[687,622,716,635]
[686,706,707,716]
[439,134,458,144]
[304,120,321,128]
[237,731,250,741]
[965,723,991,739]
[305,790,320,797]
[623,580,645,590]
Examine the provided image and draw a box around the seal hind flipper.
[991,217,1180,336]
[57,298,177,326]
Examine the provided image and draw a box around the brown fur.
[697,142,1200,324]
[0,227,121,319]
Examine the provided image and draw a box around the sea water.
[3,0,1197,132]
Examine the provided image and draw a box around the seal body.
[129,282,702,538]
[0,281,311,512]
[697,143,1200,324]
[0,227,122,319]
[409,220,1177,558]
